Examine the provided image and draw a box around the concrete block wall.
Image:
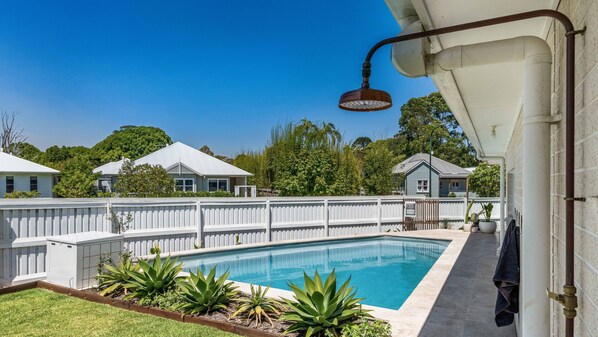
[551,1,598,335]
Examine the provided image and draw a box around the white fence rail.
[0,196,500,285]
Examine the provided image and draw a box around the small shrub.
[97,251,139,296]
[4,190,41,198]
[106,207,133,234]
[440,218,450,229]
[281,270,368,337]
[123,253,182,302]
[178,267,238,314]
[141,289,185,310]
[232,285,281,327]
[150,243,161,255]
[448,192,457,197]
[325,319,392,337]
[481,203,494,221]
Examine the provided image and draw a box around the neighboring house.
[0,150,59,198]
[93,142,252,193]
[392,153,471,197]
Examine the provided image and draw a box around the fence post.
[196,201,203,248]
[377,198,382,233]
[106,200,113,233]
[265,200,271,242]
[323,199,329,237]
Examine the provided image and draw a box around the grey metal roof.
[392,153,471,178]
[93,142,252,177]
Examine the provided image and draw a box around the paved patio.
[419,232,517,337]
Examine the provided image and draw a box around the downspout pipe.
[352,10,580,336]
[428,38,551,336]
[476,154,506,255]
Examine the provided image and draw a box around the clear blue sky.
[0,0,436,156]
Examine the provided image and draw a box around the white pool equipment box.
[46,231,124,289]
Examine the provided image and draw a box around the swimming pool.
[177,236,449,309]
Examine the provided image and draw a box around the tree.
[329,146,361,195]
[15,142,43,163]
[393,92,478,168]
[362,141,398,195]
[1,110,27,156]
[42,145,96,170]
[53,156,101,198]
[468,162,500,197]
[199,145,214,156]
[92,126,172,164]
[233,151,265,187]
[114,160,175,197]
[253,119,359,196]
[351,137,372,151]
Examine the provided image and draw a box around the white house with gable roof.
[93,142,253,194]
[0,149,59,198]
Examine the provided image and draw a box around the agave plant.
[281,270,368,337]
[177,267,238,314]
[97,255,139,296]
[123,253,183,301]
[232,285,281,327]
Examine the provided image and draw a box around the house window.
[417,179,429,193]
[175,178,194,192]
[6,176,14,193]
[452,181,459,188]
[30,176,38,191]
[208,178,228,192]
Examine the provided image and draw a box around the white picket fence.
[0,196,500,285]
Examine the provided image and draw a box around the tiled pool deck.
[419,231,517,337]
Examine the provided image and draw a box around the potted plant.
[479,203,497,234]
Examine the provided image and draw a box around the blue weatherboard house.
[393,153,472,197]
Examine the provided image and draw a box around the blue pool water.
[178,236,448,309]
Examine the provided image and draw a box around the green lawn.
[0,288,239,337]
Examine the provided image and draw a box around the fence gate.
[403,198,440,231]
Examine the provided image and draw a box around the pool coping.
[168,229,469,337]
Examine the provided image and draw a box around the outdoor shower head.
[338,86,392,111]
[338,61,392,112]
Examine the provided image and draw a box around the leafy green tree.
[233,151,265,187]
[114,160,175,197]
[468,162,500,197]
[329,146,361,195]
[199,145,214,156]
[15,142,43,163]
[250,119,359,196]
[362,141,399,195]
[351,136,372,151]
[92,126,172,164]
[393,92,478,168]
[43,145,96,170]
[53,156,101,198]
